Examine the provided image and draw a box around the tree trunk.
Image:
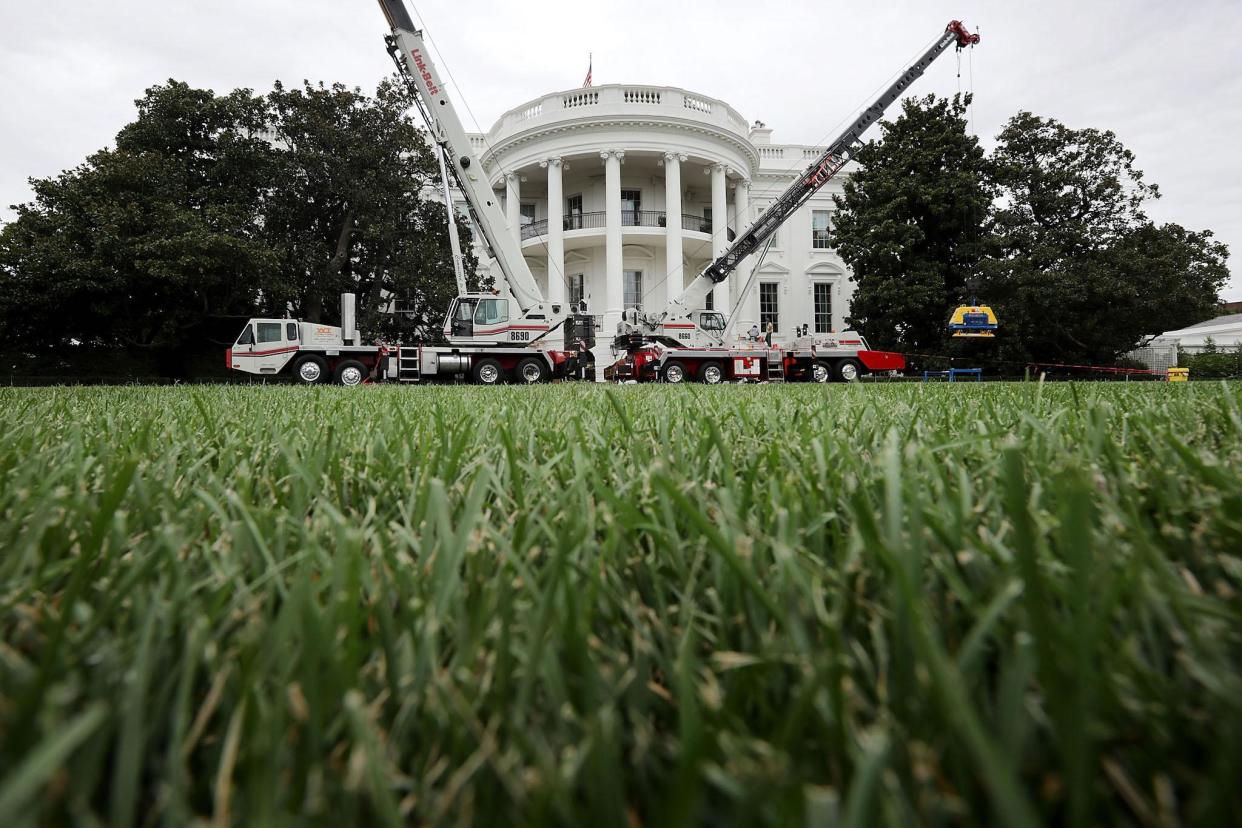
[307,209,356,324]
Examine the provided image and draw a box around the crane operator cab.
[444,294,525,345]
[695,310,726,336]
[948,304,999,338]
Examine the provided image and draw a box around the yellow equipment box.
[1167,368,1189,382]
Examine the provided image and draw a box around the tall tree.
[262,79,478,332]
[832,94,991,353]
[0,82,279,358]
[985,112,1228,363]
[0,77,479,375]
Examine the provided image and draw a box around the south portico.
[459,83,854,343]
[474,85,760,336]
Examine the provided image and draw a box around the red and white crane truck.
[609,20,981,383]
[229,4,979,386]
[229,0,598,386]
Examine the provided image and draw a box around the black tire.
[698,361,725,385]
[834,358,863,383]
[472,358,504,386]
[515,357,548,384]
[662,361,688,384]
[292,355,329,385]
[334,359,368,387]
[811,360,831,384]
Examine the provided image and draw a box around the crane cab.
[695,310,726,334]
[444,294,549,346]
[949,305,999,338]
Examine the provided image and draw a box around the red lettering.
[411,50,441,96]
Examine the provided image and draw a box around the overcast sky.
[2,0,1238,299]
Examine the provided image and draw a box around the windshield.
[235,325,254,346]
[474,298,508,326]
[699,312,726,332]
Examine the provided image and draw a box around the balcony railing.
[521,211,717,241]
[488,85,752,146]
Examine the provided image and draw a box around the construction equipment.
[948,304,999,338]
[228,0,597,385]
[612,20,981,382]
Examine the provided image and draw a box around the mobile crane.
[611,20,981,383]
[228,0,597,385]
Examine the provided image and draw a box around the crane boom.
[659,21,980,325]
[378,0,544,313]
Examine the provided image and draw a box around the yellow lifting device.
[948,304,999,338]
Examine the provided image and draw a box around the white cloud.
[1,0,1237,298]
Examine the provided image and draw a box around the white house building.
[460,84,857,344]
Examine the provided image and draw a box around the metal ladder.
[766,351,785,383]
[397,347,422,383]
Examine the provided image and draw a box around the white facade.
[1149,314,1242,352]
[461,84,856,344]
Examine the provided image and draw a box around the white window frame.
[621,189,642,226]
[813,282,834,333]
[759,282,780,333]
[566,194,584,230]
[811,209,832,250]
[623,270,644,310]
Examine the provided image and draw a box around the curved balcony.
[521,211,718,242]
[480,85,758,171]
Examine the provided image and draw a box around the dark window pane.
[623,270,643,310]
[760,283,779,333]
[257,322,283,344]
[814,283,833,333]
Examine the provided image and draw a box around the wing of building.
[450,84,854,344]
[1151,313,1242,351]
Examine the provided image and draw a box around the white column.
[542,157,565,304]
[710,163,730,312]
[664,153,685,304]
[732,178,753,328]
[505,172,522,249]
[603,150,625,327]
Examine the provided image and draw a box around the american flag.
[583,54,593,88]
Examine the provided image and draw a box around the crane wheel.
[662,362,687,384]
[811,360,831,384]
[834,358,863,383]
[472,358,504,386]
[698,361,725,385]
[293,355,329,385]
[515,357,548,384]
[334,360,368,387]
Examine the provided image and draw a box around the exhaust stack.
[341,293,358,345]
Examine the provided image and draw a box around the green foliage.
[0,79,478,371]
[0,83,280,354]
[261,80,481,334]
[985,112,1229,363]
[1179,343,1242,378]
[834,104,1229,365]
[2,384,1241,826]
[833,95,992,353]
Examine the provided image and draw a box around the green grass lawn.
[1,383,1240,826]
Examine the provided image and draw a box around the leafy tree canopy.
[833,94,992,354]
[834,102,1229,366]
[0,78,477,371]
[985,112,1228,363]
